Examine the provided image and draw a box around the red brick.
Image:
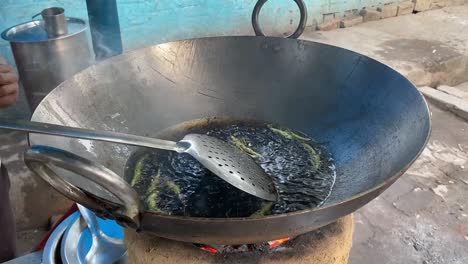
[317,19,341,31]
[397,1,415,16]
[340,16,363,28]
[359,8,382,22]
[378,4,398,18]
[431,0,464,9]
[413,0,433,12]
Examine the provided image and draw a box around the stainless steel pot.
[1,17,92,110]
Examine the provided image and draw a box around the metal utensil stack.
[43,211,128,264]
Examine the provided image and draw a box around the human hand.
[0,64,19,108]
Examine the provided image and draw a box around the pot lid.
[1,17,87,43]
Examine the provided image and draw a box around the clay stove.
[124,215,354,264]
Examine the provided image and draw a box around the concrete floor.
[350,104,468,264]
[1,4,468,263]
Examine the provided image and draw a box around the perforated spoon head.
[179,134,278,201]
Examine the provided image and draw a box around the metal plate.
[43,212,80,264]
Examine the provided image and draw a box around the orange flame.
[268,237,291,249]
[199,246,219,254]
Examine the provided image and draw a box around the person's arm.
[0,56,18,261]
[0,56,19,108]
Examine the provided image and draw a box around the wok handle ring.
[252,0,308,39]
[24,145,141,229]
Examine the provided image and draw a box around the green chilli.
[230,135,262,157]
[166,180,182,195]
[145,192,162,213]
[145,170,162,212]
[130,154,149,187]
[145,169,161,195]
[302,143,321,170]
[249,202,273,218]
[268,125,311,141]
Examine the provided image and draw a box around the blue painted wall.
[0,0,393,65]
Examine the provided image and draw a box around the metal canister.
[1,17,92,110]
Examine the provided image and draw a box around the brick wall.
[0,0,396,64]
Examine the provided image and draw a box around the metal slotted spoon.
[0,119,278,201]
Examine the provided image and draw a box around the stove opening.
[194,237,293,254]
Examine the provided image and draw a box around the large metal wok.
[26,35,431,244]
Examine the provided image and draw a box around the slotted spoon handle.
[0,119,183,152]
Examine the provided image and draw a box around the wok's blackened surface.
[125,121,335,217]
